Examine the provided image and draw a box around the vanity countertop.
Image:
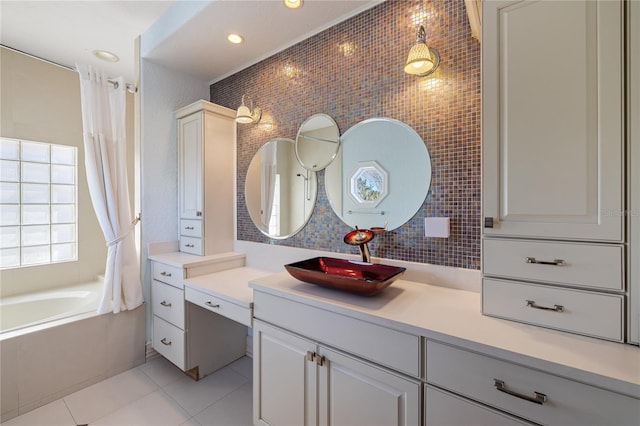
[148,251,246,269]
[249,272,640,398]
[184,266,270,308]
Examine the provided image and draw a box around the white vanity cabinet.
[425,340,640,426]
[149,252,247,380]
[250,273,639,426]
[252,295,421,426]
[176,100,235,256]
[481,0,628,341]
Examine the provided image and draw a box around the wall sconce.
[236,95,261,124]
[404,25,440,77]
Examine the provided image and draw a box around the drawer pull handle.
[526,257,565,266]
[526,300,565,312]
[160,338,172,346]
[493,379,547,405]
[160,300,172,307]
[184,226,194,230]
[185,244,195,248]
[160,271,172,277]
[205,301,220,308]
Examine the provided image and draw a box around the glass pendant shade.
[236,95,261,124]
[236,104,254,124]
[404,24,439,77]
[404,42,434,75]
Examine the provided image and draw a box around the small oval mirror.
[295,113,340,171]
[245,138,317,239]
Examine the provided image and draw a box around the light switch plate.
[424,217,450,238]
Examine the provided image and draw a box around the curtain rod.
[1,44,138,93]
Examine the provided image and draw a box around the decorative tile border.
[211,0,480,269]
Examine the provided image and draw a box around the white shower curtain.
[77,64,143,314]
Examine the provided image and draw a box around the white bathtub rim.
[0,279,104,340]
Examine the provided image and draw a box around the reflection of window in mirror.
[268,174,281,235]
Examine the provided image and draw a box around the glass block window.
[0,137,77,269]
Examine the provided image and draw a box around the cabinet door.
[318,347,420,426]
[483,0,623,241]
[178,112,203,220]
[253,320,317,426]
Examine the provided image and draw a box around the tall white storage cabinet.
[482,0,629,341]
[176,100,235,256]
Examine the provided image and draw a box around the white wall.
[139,58,209,338]
[0,47,134,297]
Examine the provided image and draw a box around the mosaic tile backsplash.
[210,0,481,269]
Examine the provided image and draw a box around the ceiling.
[1,0,381,84]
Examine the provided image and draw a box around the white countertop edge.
[148,251,246,268]
[249,272,640,398]
[184,266,271,308]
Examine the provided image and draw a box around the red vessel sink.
[284,257,406,296]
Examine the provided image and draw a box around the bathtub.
[0,281,102,335]
[0,280,146,422]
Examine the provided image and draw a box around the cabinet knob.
[306,351,316,362]
[185,244,194,248]
[160,338,172,346]
[160,301,172,307]
[160,271,172,277]
[184,226,194,230]
[484,217,494,228]
[205,301,220,308]
[196,211,202,217]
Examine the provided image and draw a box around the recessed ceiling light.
[92,50,119,62]
[283,0,303,9]
[227,33,244,44]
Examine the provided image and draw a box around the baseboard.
[145,341,161,362]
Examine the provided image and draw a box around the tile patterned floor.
[2,356,253,426]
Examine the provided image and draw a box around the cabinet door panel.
[483,0,623,241]
[318,347,420,426]
[179,112,203,220]
[253,320,317,426]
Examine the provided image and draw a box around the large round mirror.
[325,118,431,231]
[295,113,340,171]
[245,138,317,239]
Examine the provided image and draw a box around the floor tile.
[228,356,253,381]
[1,400,75,426]
[163,366,249,416]
[63,368,158,424]
[90,390,190,426]
[138,357,185,388]
[194,383,252,426]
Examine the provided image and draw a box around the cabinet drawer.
[253,291,420,378]
[483,278,623,341]
[426,341,640,426]
[152,280,185,328]
[483,239,623,291]
[425,386,534,426]
[180,236,203,255]
[185,287,251,327]
[152,262,184,288]
[153,316,185,370]
[180,219,202,238]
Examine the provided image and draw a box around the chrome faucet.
[343,227,375,263]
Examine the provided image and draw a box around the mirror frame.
[295,113,340,171]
